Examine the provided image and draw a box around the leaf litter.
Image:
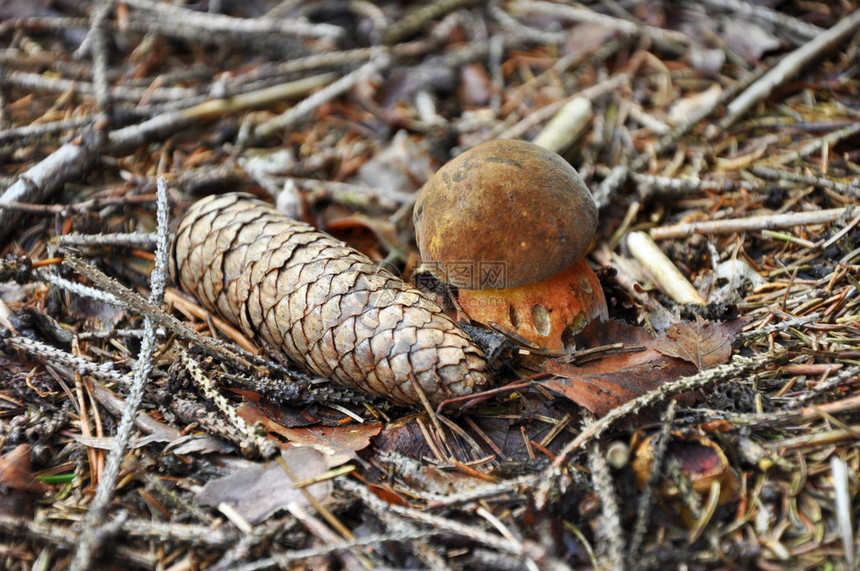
[0,1,859,569]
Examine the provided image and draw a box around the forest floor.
[1,1,860,569]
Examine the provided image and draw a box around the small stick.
[649,207,849,240]
[488,3,567,44]
[588,442,625,571]
[57,232,157,249]
[0,73,333,243]
[70,177,170,571]
[626,231,705,305]
[700,0,822,42]
[382,0,480,44]
[831,456,855,567]
[628,171,762,199]
[120,0,343,39]
[180,349,275,458]
[0,69,197,104]
[0,116,95,144]
[254,59,387,138]
[496,73,629,143]
[0,515,155,568]
[514,1,691,46]
[721,7,860,129]
[821,210,860,250]
[765,122,860,168]
[749,166,860,197]
[532,96,592,154]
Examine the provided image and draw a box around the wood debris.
[0,1,859,569]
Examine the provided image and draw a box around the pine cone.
[170,193,490,407]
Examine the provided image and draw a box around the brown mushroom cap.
[413,139,597,289]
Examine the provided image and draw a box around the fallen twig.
[70,178,169,571]
[650,207,850,240]
[720,8,860,129]
[0,73,333,242]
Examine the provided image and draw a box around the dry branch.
[1,1,858,568]
[649,207,850,240]
[721,8,860,128]
[0,73,333,243]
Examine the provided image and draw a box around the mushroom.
[413,139,607,353]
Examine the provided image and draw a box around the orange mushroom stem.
[457,258,607,353]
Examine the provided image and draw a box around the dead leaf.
[237,401,382,466]
[460,63,492,106]
[0,445,51,518]
[360,481,409,507]
[540,318,741,415]
[68,297,125,336]
[370,414,434,463]
[563,22,618,55]
[90,382,182,441]
[0,445,50,495]
[164,434,236,456]
[354,129,434,193]
[652,315,735,370]
[632,430,740,527]
[544,356,697,417]
[196,447,332,525]
[325,214,398,260]
[230,390,321,427]
[275,424,383,466]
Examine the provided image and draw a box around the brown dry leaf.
[231,389,323,427]
[275,425,383,466]
[652,315,740,370]
[540,318,740,416]
[543,356,697,417]
[325,214,398,260]
[237,401,382,466]
[0,444,51,518]
[631,430,740,527]
[360,481,409,507]
[0,445,51,495]
[68,297,125,335]
[571,319,658,368]
[370,398,577,467]
[370,414,434,462]
[196,447,332,525]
